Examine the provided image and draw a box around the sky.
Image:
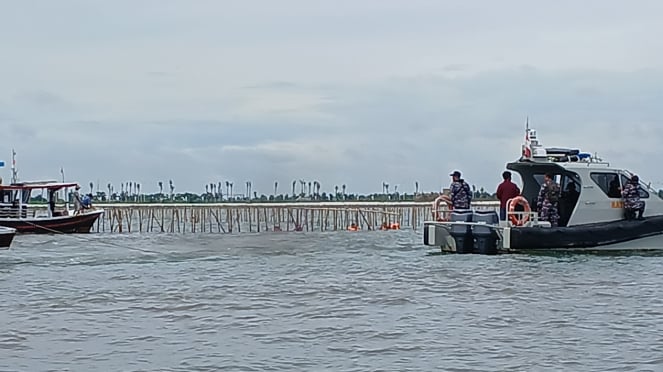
[1,0,663,196]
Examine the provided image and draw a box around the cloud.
[3,67,663,194]
[1,2,663,194]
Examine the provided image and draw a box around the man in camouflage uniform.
[621,175,645,220]
[449,170,472,209]
[536,173,561,227]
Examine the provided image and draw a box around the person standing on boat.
[72,185,83,214]
[496,171,521,220]
[449,170,472,209]
[621,175,645,220]
[536,173,561,227]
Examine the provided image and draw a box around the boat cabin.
[0,181,79,218]
[510,129,663,227]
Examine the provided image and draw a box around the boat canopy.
[0,182,79,191]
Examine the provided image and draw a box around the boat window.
[620,175,649,199]
[590,172,622,198]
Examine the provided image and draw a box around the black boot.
[637,209,644,220]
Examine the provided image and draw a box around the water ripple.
[1,231,662,371]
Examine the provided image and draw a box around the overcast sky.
[1,0,662,195]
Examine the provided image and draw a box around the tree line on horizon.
[30,179,663,204]
[30,180,507,204]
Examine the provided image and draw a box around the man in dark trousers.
[496,171,521,221]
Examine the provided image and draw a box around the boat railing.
[505,210,549,227]
[431,202,499,222]
[0,206,28,218]
[622,170,659,194]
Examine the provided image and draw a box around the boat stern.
[423,221,456,252]
[423,209,505,254]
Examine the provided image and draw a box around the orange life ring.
[390,222,400,230]
[508,196,531,226]
[432,195,453,221]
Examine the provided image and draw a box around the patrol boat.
[423,127,663,253]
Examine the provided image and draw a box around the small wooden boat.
[0,181,104,234]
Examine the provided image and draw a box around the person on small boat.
[496,171,521,220]
[81,193,93,210]
[622,175,645,220]
[72,185,83,214]
[536,173,561,227]
[449,170,472,209]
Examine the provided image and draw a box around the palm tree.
[312,181,319,199]
[274,181,278,197]
[225,181,230,199]
[415,181,419,195]
[107,183,112,201]
[158,181,163,195]
[205,184,209,195]
[385,183,389,195]
[136,183,141,202]
[89,182,93,194]
[229,182,233,199]
[217,182,222,200]
[169,180,174,199]
[292,180,296,197]
[334,185,339,199]
[308,181,312,196]
[342,184,346,199]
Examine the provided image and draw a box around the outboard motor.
[472,210,499,255]
[449,209,474,253]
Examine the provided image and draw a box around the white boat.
[0,226,16,248]
[423,126,663,253]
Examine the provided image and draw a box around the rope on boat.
[21,220,160,255]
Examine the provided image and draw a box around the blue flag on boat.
[0,161,4,167]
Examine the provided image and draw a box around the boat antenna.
[10,149,17,184]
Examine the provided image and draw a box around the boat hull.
[0,210,104,234]
[0,227,16,248]
[509,216,663,250]
[423,215,663,254]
